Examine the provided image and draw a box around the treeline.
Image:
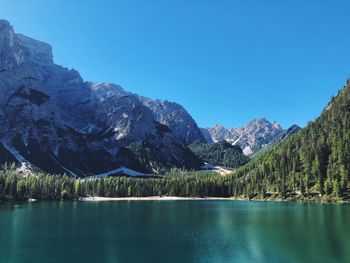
[0,164,77,200]
[0,165,234,200]
[189,141,250,168]
[232,81,350,200]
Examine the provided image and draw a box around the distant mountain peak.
[202,118,284,155]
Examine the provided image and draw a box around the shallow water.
[0,200,349,263]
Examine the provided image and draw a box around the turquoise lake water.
[0,200,349,263]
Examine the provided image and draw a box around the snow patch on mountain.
[82,167,148,181]
[2,142,34,176]
[201,163,233,176]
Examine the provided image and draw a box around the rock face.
[91,82,206,145]
[0,20,203,177]
[138,97,206,145]
[203,118,284,155]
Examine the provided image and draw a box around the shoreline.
[2,196,348,204]
[80,196,231,201]
[79,196,350,204]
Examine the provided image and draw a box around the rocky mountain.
[203,118,283,155]
[0,19,203,177]
[139,97,206,145]
[91,82,205,145]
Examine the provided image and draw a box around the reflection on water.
[0,201,349,263]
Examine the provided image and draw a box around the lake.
[0,200,349,263]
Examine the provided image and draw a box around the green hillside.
[189,141,250,168]
[231,81,350,200]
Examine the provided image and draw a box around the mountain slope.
[139,97,206,145]
[0,19,203,176]
[251,124,301,158]
[232,81,350,199]
[90,82,205,145]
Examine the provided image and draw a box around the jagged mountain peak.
[90,82,128,102]
[248,117,269,123]
[213,124,225,129]
[245,118,281,128]
[202,118,284,155]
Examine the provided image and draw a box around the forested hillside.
[189,141,250,168]
[231,81,350,200]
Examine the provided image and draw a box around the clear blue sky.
[1,0,350,129]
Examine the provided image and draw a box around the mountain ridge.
[202,118,284,155]
[91,82,206,145]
